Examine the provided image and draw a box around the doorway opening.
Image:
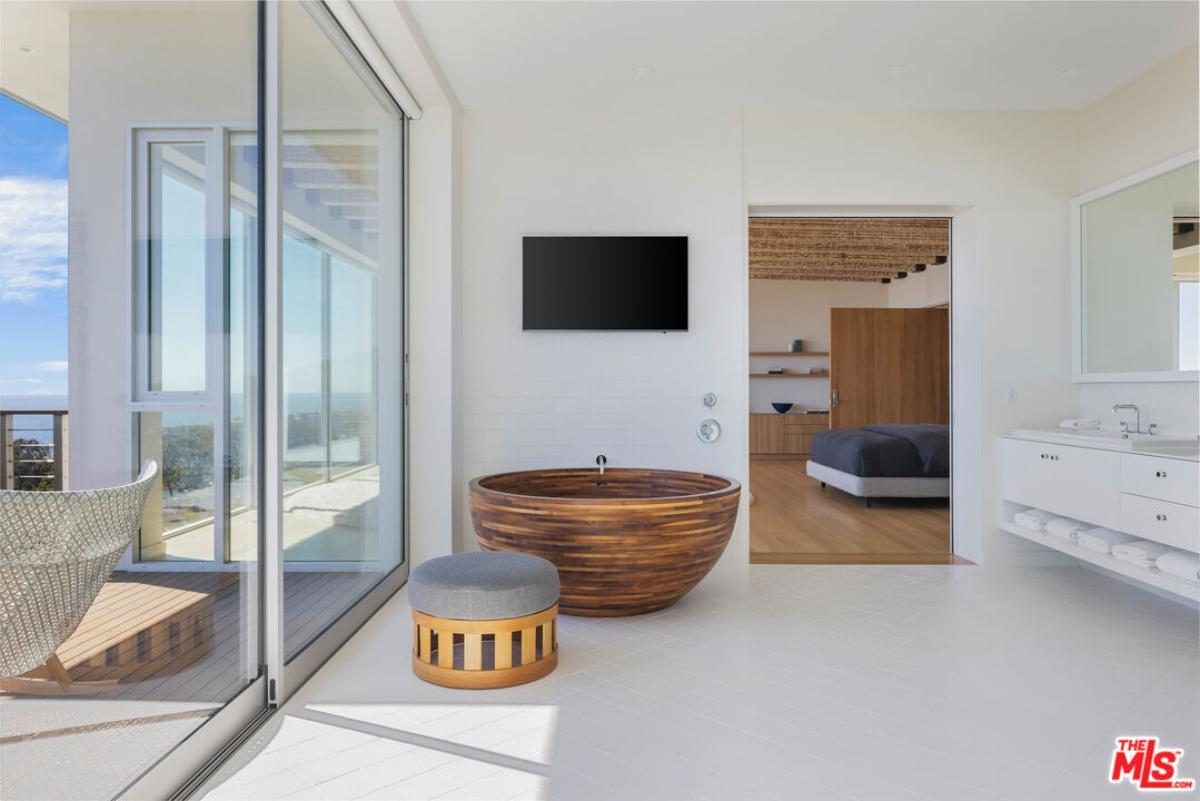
[747,217,955,564]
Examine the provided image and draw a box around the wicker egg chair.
[0,460,157,695]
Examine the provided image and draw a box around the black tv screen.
[523,236,688,331]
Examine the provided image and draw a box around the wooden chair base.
[412,603,558,689]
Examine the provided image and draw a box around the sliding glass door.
[0,3,406,799]
[276,1,406,665]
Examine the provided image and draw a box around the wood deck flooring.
[4,569,385,704]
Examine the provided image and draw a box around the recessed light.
[1060,63,1084,76]
[632,66,655,79]
[17,46,33,54]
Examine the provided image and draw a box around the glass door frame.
[265,0,409,703]
[118,2,409,797]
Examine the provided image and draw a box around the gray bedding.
[809,424,949,478]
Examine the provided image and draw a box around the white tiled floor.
[199,562,1199,800]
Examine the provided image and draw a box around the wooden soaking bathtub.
[469,468,741,616]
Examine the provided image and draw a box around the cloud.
[0,377,44,385]
[0,177,67,303]
[34,360,68,372]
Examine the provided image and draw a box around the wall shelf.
[750,373,828,379]
[999,521,1200,602]
[750,351,829,357]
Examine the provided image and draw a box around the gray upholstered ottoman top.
[408,551,560,620]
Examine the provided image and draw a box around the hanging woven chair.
[0,460,157,694]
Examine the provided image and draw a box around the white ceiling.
[405,1,1198,111]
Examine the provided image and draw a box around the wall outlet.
[1007,387,1018,404]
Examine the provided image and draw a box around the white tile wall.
[458,108,748,554]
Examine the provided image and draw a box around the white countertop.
[1003,428,1200,462]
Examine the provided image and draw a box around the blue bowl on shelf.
[771,403,794,414]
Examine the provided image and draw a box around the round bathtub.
[469,468,741,616]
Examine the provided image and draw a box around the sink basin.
[1011,428,1199,454]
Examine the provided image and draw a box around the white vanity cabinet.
[1120,454,1199,508]
[1000,432,1199,601]
[998,438,1122,529]
[1118,455,1199,551]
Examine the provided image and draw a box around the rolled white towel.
[1111,540,1172,569]
[1013,508,1055,532]
[1156,550,1200,581]
[1076,527,1137,555]
[1044,517,1087,543]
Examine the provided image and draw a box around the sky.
[0,93,68,397]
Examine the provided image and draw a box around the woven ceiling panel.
[749,218,950,281]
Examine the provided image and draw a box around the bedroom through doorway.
[747,217,955,564]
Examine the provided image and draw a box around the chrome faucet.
[1112,403,1143,435]
[596,454,607,477]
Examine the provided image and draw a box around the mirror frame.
[1071,148,1200,383]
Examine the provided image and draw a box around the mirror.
[1078,159,1199,379]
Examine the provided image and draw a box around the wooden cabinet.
[750,413,828,456]
[750,414,784,454]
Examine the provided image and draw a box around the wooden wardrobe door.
[829,308,877,429]
[872,308,949,425]
[830,308,949,429]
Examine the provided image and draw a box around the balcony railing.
[0,406,68,491]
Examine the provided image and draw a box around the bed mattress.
[809,424,949,478]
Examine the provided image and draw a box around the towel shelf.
[1000,432,1199,601]
[999,521,1199,603]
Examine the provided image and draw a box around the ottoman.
[408,551,559,689]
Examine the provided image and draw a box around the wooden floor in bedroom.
[749,458,963,564]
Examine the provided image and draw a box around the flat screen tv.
[522,236,688,331]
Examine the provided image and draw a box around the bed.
[805,424,950,499]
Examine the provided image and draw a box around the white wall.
[888,261,950,308]
[458,106,1080,566]
[748,279,883,412]
[459,106,748,558]
[745,110,1082,565]
[1076,44,1200,436]
[1079,45,1199,194]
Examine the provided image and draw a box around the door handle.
[831,388,840,407]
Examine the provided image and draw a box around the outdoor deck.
[3,569,386,705]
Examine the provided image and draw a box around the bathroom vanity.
[999,429,1199,601]
[1006,150,1200,602]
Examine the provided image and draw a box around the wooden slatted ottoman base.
[411,604,558,689]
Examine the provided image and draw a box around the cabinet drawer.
[1119,493,1200,552]
[999,437,1121,528]
[1120,454,1199,508]
[783,422,827,434]
[750,415,784,454]
[783,433,814,455]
